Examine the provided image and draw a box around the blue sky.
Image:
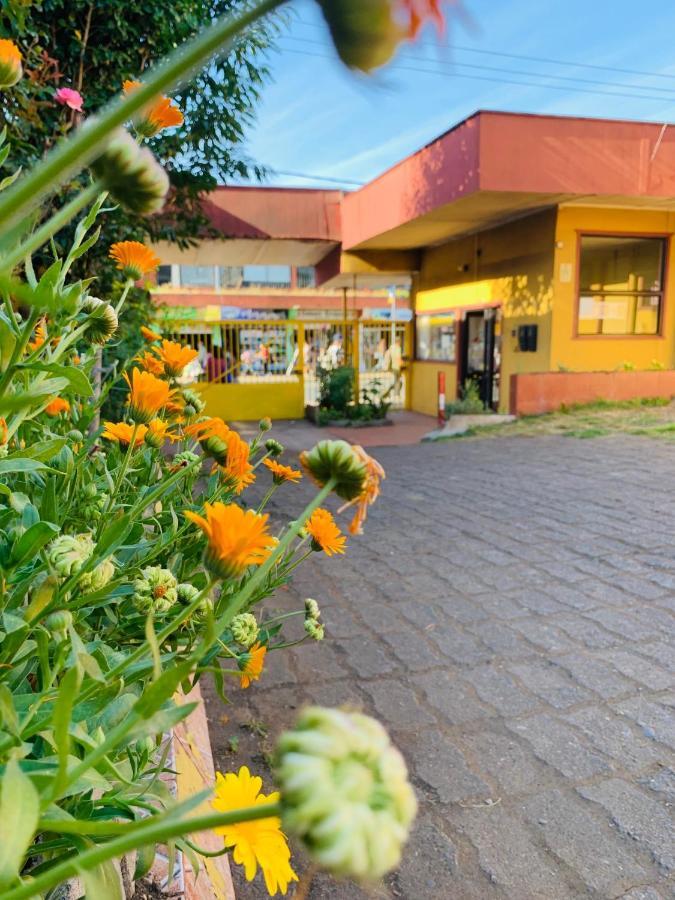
[239,0,675,189]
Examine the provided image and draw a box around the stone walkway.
[203,427,675,900]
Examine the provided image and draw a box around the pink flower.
[54,87,83,112]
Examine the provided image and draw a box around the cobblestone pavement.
[203,427,675,900]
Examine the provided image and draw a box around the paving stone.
[619,889,667,899]
[472,592,529,620]
[579,778,675,871]
[509,660,593,709]
[640,767,675,805]
[601,650,674,691]
[562,706,664,772]
[508,713,612,779]
[466,621,529,659]
[543,582,598,611]
[338,635,398,677]
[613,696,675,751]
[412,731,491,804]
[508,588,569,616]
[463,664,541,717]
[379,629,443,670]
[522,789,648,895]
[586,608,663,642]
[512,618,576,653]
[552,614,623,649]
[635,641,675,674]
[427,626,494,667]
[395,819,458,899]
[412,670,494,724]
[553,651,637,699]
[360,678,436,730]
[460,729,558,796]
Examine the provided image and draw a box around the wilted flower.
[185,502,273,581]
[231,612,259,649]
[338,445,385,535]
[276,707,417,880]
[80,296,118,344]
[110,241,161,281]
[152,339,198,378]
[123,79,184,138]
[48,533,94,578]
[90,129,169,215]
[124,367,174,423]
[239,641,266,689]
[0,39,22,88]
[133,566,178,614]
[299,440,367,502]
[305,508,346,556]
[304,619,325,641]
[45,397,71,417]
[54,87,84,111]
[212,767,298,896]
[263,458,301,485]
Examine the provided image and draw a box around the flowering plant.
[0,0,449,894]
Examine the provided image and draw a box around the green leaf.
[0,759,39,889]
[0,376,69,415]
[0,458,50,475]
[95,513,132,558]
[0,686,18,737]
[126,701,196,743]
[134,844,156,881]
[18,362,93,397]
[6,438,66,461]
[53,666,82,798]
[11,520,59,566]
[81,860,125,899]
[0,311,16,373]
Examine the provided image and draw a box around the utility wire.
[270,168,365,185]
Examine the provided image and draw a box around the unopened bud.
[80,296,118,344]
[90,129,169,215]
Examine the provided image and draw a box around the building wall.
[550,206,675,372]
[411,361,457,417]
[413,210,556,412]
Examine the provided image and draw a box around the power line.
[285,34,675,97]
[280,44,675,105]
[269,168,365,186]
[295,18,675,83]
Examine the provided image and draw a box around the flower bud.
[265,438,284,458]
[304,619,325,641]
[276,707,417,881]
[90,129,169,215]
[0,40,22,89]
[176,582,211,620]
[45,609,73,640]
[231,612,259,649]
[181,388,205,417]
[80,296,118,344]
[48,533,94,577]
[315,0,402,72]
[259,417,272,432]
[170,449,201,472]
[133,566,178,613]
[299,440,367,501]
[304,598,321,621]
[68,429,84,442]
[79,557,115,592]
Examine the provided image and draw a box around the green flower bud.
[304,619,325,641]
[48,533,94,578]
[231,612,259,649]
[68,429,84,442]
[276,707,417,881]
[299,440,367,501]
[316,0,401,72]
[181,389,205,416]
[80,296,118,344]
[265,438,284,458]
[176,582,211,620]
[171,449,200,470]
[83,483,98,500]
[0,445,8,459]
[79,557,115,592]
[259,417,272,432]
[45,609,73,640]
[132,566,178,613]
[304,598,321,621]
[90,129,169,215]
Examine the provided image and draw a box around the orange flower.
[339,445,385,535]
[27,319,47,352]
[0,39,22,88]
[109,241,160,281]
[216,431,255,495]
[185,502,274,581]
[45,397,70,417]
[263,458,301,485]
[239,642,267,689]
[102,421,148,448]
[398,0,445,37]
[136,350,165,376]
[305,508,346,556]
[0,417,7,445]
[123,80,184,138]
[145,418,177,449]
[186,416,231,465]
[152,339,198,378]
[141,325,162,342]
[123,367,174,423]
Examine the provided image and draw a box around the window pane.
[416,313,456,362]
[297,266,316,288]
[578,293,660,336]
[157,265,172,286]
[243,265,291,288]
[219,266,243,288]
[180,265,215,287]
[580,236,664,293]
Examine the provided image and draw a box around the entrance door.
[460,310,500,409]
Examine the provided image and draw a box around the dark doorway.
[459,309,500,409]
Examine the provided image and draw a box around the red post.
[437,371,446,427]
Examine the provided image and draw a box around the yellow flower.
[109,241,161,281]
[0,39,22,88]
[145,418,176,449]
[102,421,148,448]
[339,445,385,535]
[212,767,298,896]
[152,339,199,378]
[185,502,273,581]
[239,641,267,689]
[123,79,184,138]
[27,319,47,352]
[44,397,70,417]
[0,417,7,446]
[216,431,255,495]
[263,459,301,485]
[305,508,346,556]
[123,367,174,423]
[135,349,165,376]
[141,325,162,342]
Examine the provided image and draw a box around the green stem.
[98,424,140,530]
[9,803,281,900]
[256,482,278,513]
[0,308,39,400]
[0,0,287,238]
[0,182,101,271]
[114,279,133,315]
